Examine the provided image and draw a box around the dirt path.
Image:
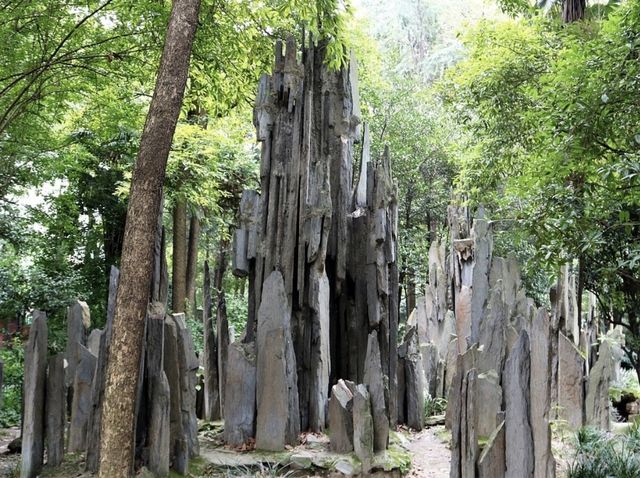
[406,426,451,478]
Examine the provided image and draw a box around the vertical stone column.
[255,271,299,451]
[85,266,119,472]
[46,353,66,467]
[503,331,533,478]
[65,300,91,388]
[202,261,220,421]
[21,310,48,478]
[558,332,585,429]
[68,345,97,452]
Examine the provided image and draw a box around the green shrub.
[424,394,447,418]
[568,427,640,478]
[610,369,640,402]
[0,337,24,427]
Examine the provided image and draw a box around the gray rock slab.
[65,300,90,388]
[256,271,300,451]
[503,330,533,478]
[586,341,613,431]
[46,353,65,467]
[477,421,505,478]
[329,379,354,452]
[530,308,556,478]
[87,328,102,357]
[224,341,256,446]
[364,331,389,451]
[405,347,425,431]
[421,343,439,398]
[21,311,48,478]
[353,384,374,474]
[477,370,502,440]
[148,372,171,477]
[558,332,585,429]
[68,344,96,452]
[164,314,188,474]
[174,313,200,458]
[309,268,331,432]
[477,287,506,375]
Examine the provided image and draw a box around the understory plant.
[0,337,24,427]
[568,425,640,478]
[424,394,447,418]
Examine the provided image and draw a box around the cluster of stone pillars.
[228,37,398,454]
[402,206,620,477]
[20,265,200,478]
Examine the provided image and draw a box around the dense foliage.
[568,425,640,477]
[0,0,352,425]
[442,0,640,376]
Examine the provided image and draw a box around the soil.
[0,427,20,478]
[406,426,451,478]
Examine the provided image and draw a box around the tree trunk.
[562,0,586,23]
[406,268,416,315]
[97,0,201,476]
[172,198,188,313]
[185,214,200,310]
[213,243,229,416]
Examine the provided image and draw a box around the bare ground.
[406,426,450,478]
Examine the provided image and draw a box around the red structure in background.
[0,318,26,347]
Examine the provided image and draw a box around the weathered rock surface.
[85,265,119,472]
[87,328,102,357]
[21,311,48,478]
[445,346,475,430]
[164,314,188,474]
[558,332,584,429]
[469,212,492,345]
[476,287,506,375]
[148,372,170,477]
[202,261,220,421]
[448,347,478,478]
[352,384,374,473]
[477,421,505,478]
[530,308,556,478]
[65,300,90,387]
[586,341,613,430]
[503,331,533,478]
[309,268,331,431]
[46,353,65,467]
[329,379,354,452]
[476,370,502,440]
[68,344,97,452]
[224,341,256,446]
[364,331,389,451]
[405,328,425,431]
[174,313,200,458]
[460,369,478,478]
[421,342,439,398]
[256,271,300,451]
[233,38,397,434]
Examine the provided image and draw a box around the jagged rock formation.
[231,36,398,447]
[21,263,200,477]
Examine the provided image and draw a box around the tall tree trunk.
[406,268,416,315]
[172,198,188,313]
[563,0,586,23]
[185,214,200,309]
[213,242,229,416]
[97,1,201,476]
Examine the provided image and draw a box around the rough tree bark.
[213,243,229,416]
[562,0,586,22]
[185,214,200,309]
[97,0,201,476]
[172,198,188,313]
